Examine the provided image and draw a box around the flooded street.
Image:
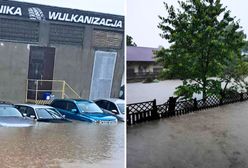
[0,122,124,168]
[127,80,182,104]
[127,101,248,168]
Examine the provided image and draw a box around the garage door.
[90,51,117,100]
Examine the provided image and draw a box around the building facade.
[127,46,162,82]
[0,0,124,102]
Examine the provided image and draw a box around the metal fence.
[127,92,248,125]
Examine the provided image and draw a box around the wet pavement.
[127,80,182,104]
[0,122,124,168]
[127,101,248,168]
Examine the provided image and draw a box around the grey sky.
[127,0,248,48]
[15,0,125,15]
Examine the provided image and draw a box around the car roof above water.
[95,98,124,104]
[52,99,94,103]
[16,104,54,109]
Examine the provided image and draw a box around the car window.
[117,103,125,114]
[36,108,62,119]
[52,101,66,110]
[26,107,36,119]
[77,101,103,113]
[108,102,119,114]
[95,100,107,109]
[0,106,23,117]
[66,102,78,112]
[16,106,27,114]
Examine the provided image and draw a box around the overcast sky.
[127,0,248,48]
[14,0,125,15]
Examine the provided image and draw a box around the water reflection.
[0,122,124,168]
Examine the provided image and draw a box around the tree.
[156,0,247,100]
[127,35,137,46]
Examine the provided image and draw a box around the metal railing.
[25,79,80,104]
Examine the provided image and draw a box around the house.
[127,46,162,82]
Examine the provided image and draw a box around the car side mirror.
[62,115,66,118]
[23,113,27,117]
[30,115,35,119]
[112,110,118,114]
[71,109,77,113]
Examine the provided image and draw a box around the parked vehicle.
[15,104,70,123]
[50,99,118,123]
[94,98,125,122]
[119,85,125,99]
[0,104,33,127]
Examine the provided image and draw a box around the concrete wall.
[0,19,124,102]
[0,42,29,103]
[52,44,86,97]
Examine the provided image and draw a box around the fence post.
[193,98,198,111]
[127,106,131,125]
[152,99,159,120]
[240,93,244,101]
[220,93,223,106]
[168,97,176,116]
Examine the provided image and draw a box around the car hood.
[81,112,117,122]
[0,117,34,127]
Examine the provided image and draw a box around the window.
[26,107,36,119]
[36,108,62,119]
[108,102,118,114]
[0,107,22,117]
[95,100,108,109]
[77,101,102,113]
[16,106,27,114]
[52,101,66,110]
[66,102,78,112]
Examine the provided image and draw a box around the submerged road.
[127,101,248,168]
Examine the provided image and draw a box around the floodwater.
[127,80,182,104]
[127,101,248,168]
[0,122,124,168]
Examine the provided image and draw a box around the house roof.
[127,46,157,62]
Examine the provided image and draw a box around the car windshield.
[0,106,23,117]
[117,103,125,114]
[36,108,63,119]
[77,101,103,113]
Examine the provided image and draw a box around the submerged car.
[0,104,33,127]
[15,104,70,123]
[50,99,118,123]
[94,98,125,122]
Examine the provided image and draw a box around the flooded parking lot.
[127,101,248,168]
[0,122,124,168]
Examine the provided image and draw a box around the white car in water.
[94,98,125,122]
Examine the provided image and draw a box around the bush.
[143,76,154,83]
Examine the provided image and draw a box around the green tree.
[156,0,247,100]
[127,35,137,46]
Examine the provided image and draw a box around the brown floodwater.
[128,101,248,168]
[0,121,124,168]
[127,80,182,104]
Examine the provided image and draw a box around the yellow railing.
[25,79,80,104]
